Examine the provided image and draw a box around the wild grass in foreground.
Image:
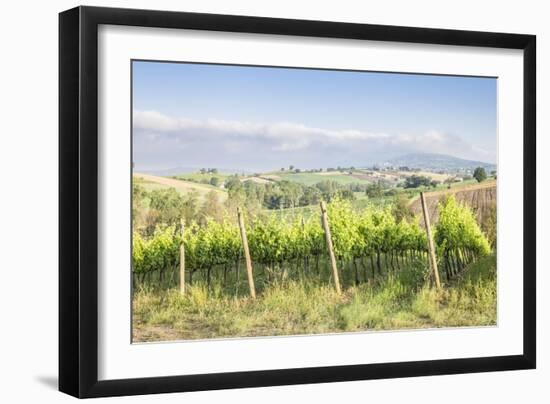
[132,254,496,342]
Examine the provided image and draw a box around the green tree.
[279,181,303,208]
[299,186,321,206]
[391,193,414,222]
[198,190,225,225]
[144,188,199,231]
[366,183,383,198]
[404,175,431,188]
[316,180,340,202]
[337,189,356,201]
[224,175,242,192]
[473,167,487,183]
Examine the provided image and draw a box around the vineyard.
[128,60,500,342]
[132,191,496,341]
[132,196,491,297]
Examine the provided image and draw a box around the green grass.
[172,172,232,183]
[134,174,227,203]
[133,254,496,342]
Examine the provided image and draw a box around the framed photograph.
[59,6,536,398]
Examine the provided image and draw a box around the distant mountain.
[380,153,496,172]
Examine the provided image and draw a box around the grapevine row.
[132,196,491,291]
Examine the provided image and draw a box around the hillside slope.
[408,180,496,226]
[134,173,228,202]
[384,153,496,171]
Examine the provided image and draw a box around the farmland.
[131,164,497,342]
[409,180,497,225]
[134,173,227,203]
[129,59,498,344]
[274,171,370,186]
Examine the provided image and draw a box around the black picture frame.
[59,6,536,398]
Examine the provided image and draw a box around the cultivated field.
[129,59,498,344]
[134,173,227,202]
[409,180,497,225]
[132,172,497,342]
[274,171,372,186]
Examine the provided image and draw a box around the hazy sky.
[132,60,497,172]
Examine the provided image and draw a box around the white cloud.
[133,110,495,170]
[135,110,391,148]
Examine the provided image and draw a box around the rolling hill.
[408,180,497,226]
[133,173,228,202]
[381,153,496,172]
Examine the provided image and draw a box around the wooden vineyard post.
[179,218,185,295]
[420,192,441,289]
[320,201,342,294]
[237,207,256,299]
